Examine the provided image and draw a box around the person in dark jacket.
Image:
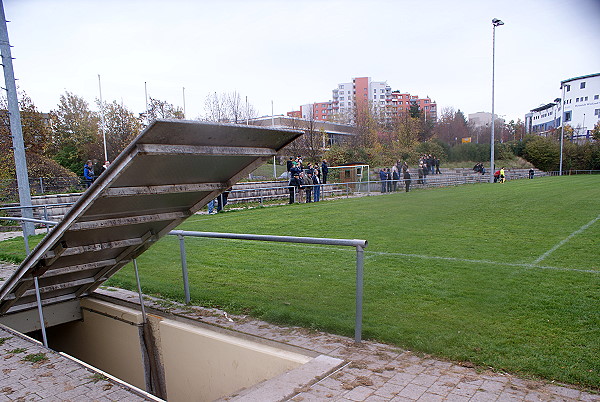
[303,171,314,202]
[379,169,388,193]
[321,159,329,184]
[404,169,412,192]
[83,160,94,187]
[288,173,303,204]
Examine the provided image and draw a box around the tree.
[203,91,257,124]
[591,121,600,142]
[145,97,184,122]
[434,107,471,144]
[49,92,101,174]
[98,100,144,161]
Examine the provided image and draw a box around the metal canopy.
[0,120,301,315]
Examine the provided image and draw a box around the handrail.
[168,229,367,343]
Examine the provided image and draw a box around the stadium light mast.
[0,1,34,237]
[490,18,504,183]
[559,84,566,175]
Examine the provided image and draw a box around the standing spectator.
[83,160,94,187]
[499,167,506,183]
[404,169,412,192]
[386,168,393,192]
[304,170,314,202]
[312,169,321,202]
[286,157,294,179]
[392,163,399,192]
[321,159,329,184]
[216,188,230,212]
[435,156,441,174]
[288,172,302,204]
[529,168,534,179]
[379,168,388,193]
[417,164,424,185]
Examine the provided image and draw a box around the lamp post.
[490,18,504,183]
[559,84,566,175]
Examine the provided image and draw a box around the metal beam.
[41,259,117,278]
[70,211,189,231]
[44,238,146,258]
[102,183,227,197]
[135,144,276,157]
[0,299,82,333]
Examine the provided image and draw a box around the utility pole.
[98,74,108,162]
[490,18,504,183]
[0,0,34,236]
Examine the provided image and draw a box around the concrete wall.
[47,298,146,388]
[47,298,312,401]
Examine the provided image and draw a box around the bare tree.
[203,91,257,123]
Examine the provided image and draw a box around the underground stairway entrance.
[0,121,347,400]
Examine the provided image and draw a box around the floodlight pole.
[559,84,566,175]
[0,1,34,237]
[98,74,108,162]
[490,18,504,183]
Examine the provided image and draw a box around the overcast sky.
[3,0,600,123]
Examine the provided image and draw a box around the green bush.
[523,137,560,171]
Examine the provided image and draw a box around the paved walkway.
[0,322,157,401]
[1,233,598,401]
[91,285,599,402]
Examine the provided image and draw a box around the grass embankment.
[1,176,598,389]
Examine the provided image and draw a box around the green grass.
[2,176,599,388]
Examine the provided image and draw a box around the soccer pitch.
[34,175,600,388]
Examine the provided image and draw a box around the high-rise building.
[289,76,437,125]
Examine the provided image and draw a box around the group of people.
[83,159,110,187]
[287,156,329,203]
[473,162,486,175]
[379,160,413,193]
[493,167,506,183]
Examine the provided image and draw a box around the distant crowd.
[287,156,329,203]
[378,154,442,193]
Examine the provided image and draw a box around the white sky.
[3,0,600,123]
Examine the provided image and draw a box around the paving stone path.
[0,324,156,401]
[1,252,598,401]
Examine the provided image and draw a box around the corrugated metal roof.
[0,120,301,315]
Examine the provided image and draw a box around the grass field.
[1,175,599,389]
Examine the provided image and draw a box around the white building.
[524,101,561,136]
[561,73,600,141]
[468,112,503,128]
[526,73,600,141]
[331,77,391,124]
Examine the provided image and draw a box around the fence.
[0,215,368,343]
[0,176,86,204]
[168,230,367,342]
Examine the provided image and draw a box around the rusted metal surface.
[0,120,301,315]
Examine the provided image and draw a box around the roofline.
[560,73,600,86]
[530,103,557,112]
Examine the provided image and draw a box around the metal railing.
[0,216,368,343]
[169,230,368,343]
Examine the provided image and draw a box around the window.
[565,84,570,92]
[584,96,588,101]
[380,95,385,99]
[373,89,377,93]
[576,98,580,102]
[381,89,384,93]
[564,111,572,122]
[595,95,599,100]
[595,109,600,116]
[580,82,586,89]
[340,97,344,101]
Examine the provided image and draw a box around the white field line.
[198,239,598,274]
[532,213,600,265]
